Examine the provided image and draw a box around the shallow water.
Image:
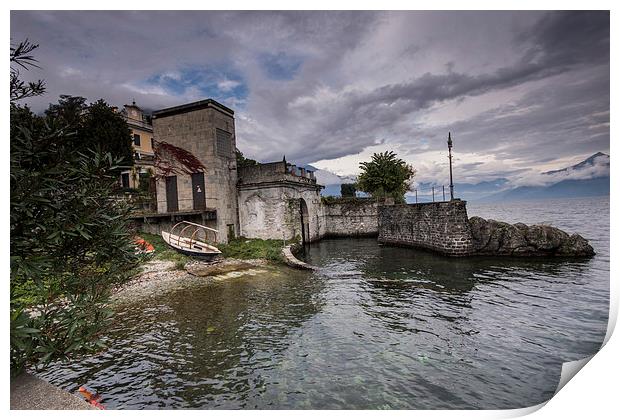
[38,197,609,409]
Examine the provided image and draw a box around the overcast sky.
[10,11,609,186]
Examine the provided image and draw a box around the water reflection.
[302,237,607,409]
[39,267,327,409]
[37,226,607,410]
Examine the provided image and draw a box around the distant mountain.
[308,152,610,202]
[404,179,509,203]
[478,152,609,202]
[451,179,510,202]
[477,177,609,202]
[544,152,609,175]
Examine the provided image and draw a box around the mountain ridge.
[308,152,609,202]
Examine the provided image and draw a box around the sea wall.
[321,199,379,237]
[378,200,474,256]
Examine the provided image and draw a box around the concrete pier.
[10,373,94,410]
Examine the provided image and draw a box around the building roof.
[124,100,142,111]
[152,98,234,119]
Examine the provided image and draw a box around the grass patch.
[138,233,289,265]
[138,232,191,266]
[218,237,286,263]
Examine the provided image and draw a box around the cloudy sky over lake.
[11,11,609,186]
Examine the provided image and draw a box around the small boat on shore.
[162,221,222,260]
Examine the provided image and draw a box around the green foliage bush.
[10,40,142,375]
[356,151,416,204]
[321,195,374,205]
[340,183,357,197]
[235,148,259,168]
[45,95,134,169]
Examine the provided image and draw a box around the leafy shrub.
[10,40,142,375]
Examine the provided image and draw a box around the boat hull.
[161,230,222,261]
[170,247,221,261]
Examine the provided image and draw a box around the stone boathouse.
[135,97,379,245]
[149,99,238,243]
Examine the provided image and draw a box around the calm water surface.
[39,197,609,409]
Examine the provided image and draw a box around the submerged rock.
[185,258,267,277]
[468,216,595,257]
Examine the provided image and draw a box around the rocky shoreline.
[112,258,274,303]
[469,216,595,257]
[115,220,595,304]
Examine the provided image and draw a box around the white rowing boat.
[162,221,222,260]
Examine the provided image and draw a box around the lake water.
[37,197,609,409]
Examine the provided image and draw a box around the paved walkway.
[10,373,94,410]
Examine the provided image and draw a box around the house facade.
[120,101,155,190]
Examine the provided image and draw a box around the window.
[138,172,150,192]
[150,138,154,149]
[133,133,141,146]
[216,128,232,157]
[121,173,130,189]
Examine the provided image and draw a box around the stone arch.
[300,198,310,244]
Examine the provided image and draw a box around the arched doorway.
[300,198,310,244]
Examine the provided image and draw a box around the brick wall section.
[322,200,378,237]
[378,200,475,256]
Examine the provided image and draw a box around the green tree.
[10,39,45,102]
[10,40,142,375]
[235,148,258,168]
[45,96,134,168]
[45,94,87,128]
[356,151,416,203]
[340,183,357,197]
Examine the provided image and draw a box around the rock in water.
[185,259,264,276]
[468,216,595,257]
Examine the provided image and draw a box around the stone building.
[120,101,155,189]
[237,160,323,242]
[134,97,379,245]
[150,99,239,243]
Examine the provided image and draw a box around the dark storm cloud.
[10,11,609,182]
[417,65,610,160]
[518,11,610,67]
[281,11,609,164]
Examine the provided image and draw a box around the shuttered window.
[216,129,232,157]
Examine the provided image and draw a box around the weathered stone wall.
[237,162,318,187]
[155,173,196,213]
[237,184,323,242]
[378,200,474,256]
[321,199,378,237]
[152,102,238,243]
